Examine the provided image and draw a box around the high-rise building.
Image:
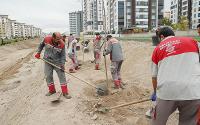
[69,11,83,36]
[148,0,164,29]
[192,0,200,29]
[105,0,111,33]
[83,0,104,33]
[134,0,149,28]
[109,0,125,34]
[124,0,164,30]
[124,0,132,29]
[170,0,192,28]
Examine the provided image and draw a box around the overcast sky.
[0,0,170,33]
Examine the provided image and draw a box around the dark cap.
[158,27,175,38]
[106,35,112,39]
[95,32,100,35]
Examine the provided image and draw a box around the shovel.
[97,98,150,113]
[40,58,108,96]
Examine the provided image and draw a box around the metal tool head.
[97,107,110,114]
[96,84,108,96]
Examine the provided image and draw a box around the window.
[183,1,187,5]
[182,6,187,10]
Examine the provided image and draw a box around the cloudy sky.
[0,0,170,33]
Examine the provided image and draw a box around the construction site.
[2,0,200,124]
[0,35,182,125]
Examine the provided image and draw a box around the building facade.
[148,0,164,29]
[69,11,83,36]
[109,0,125,34]
[135,0,149,28]
[83,0,104,33]
[192,0,200,29]
[0,15,42,39]
[170,0,192,28]
[123,0,164,30]
[0,15,10,38]
[105,0,111,33]
[124,0,132,29]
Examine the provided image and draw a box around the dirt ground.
[0,39,178,125]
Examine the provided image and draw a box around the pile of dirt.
[82,79,151,125]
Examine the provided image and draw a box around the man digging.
[103,35,124,89]
[68,37,80,73]
[35,32,71,99]
[93,32,102,70]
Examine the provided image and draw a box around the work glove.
[60,65,65,72]
[150,92,157,101]
[34,53,40,59]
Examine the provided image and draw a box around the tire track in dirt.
[0,51,35,81]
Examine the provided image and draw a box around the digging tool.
[97,98,150,113]
[104,56,109,88]
[40,58,108,96]
[103,38,109,88]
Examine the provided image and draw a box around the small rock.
[89,111,94,116]
[97,102,102,106]
[93,102,102,108]
[14,80,21,84]
[94,108,98,112]
[91,114,98,120]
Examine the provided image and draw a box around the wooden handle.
[40,58,98,89]
[110,99,150,110]
[104,56,109,88]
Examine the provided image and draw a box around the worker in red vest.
[34,32,71,99]
[150,27,200,125]
[93,32,102,70]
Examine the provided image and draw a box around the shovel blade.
[96,83,108,96]
[97,107,110,114]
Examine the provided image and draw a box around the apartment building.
[0,15,11,38]
[170,0,192,28]
[69,11,83,36]
[0,15,42,39]
[105,0,111,33]
[124,0,132,29]
[10,20,16,38]
[148,0,164,29]
[83,0,104,33]
[124,0,164,30]
[192,0,200,29]
[135,0,149,28]
[109,0,125,33]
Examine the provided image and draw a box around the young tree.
[161,18,172,26]
[178,16,189,31]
